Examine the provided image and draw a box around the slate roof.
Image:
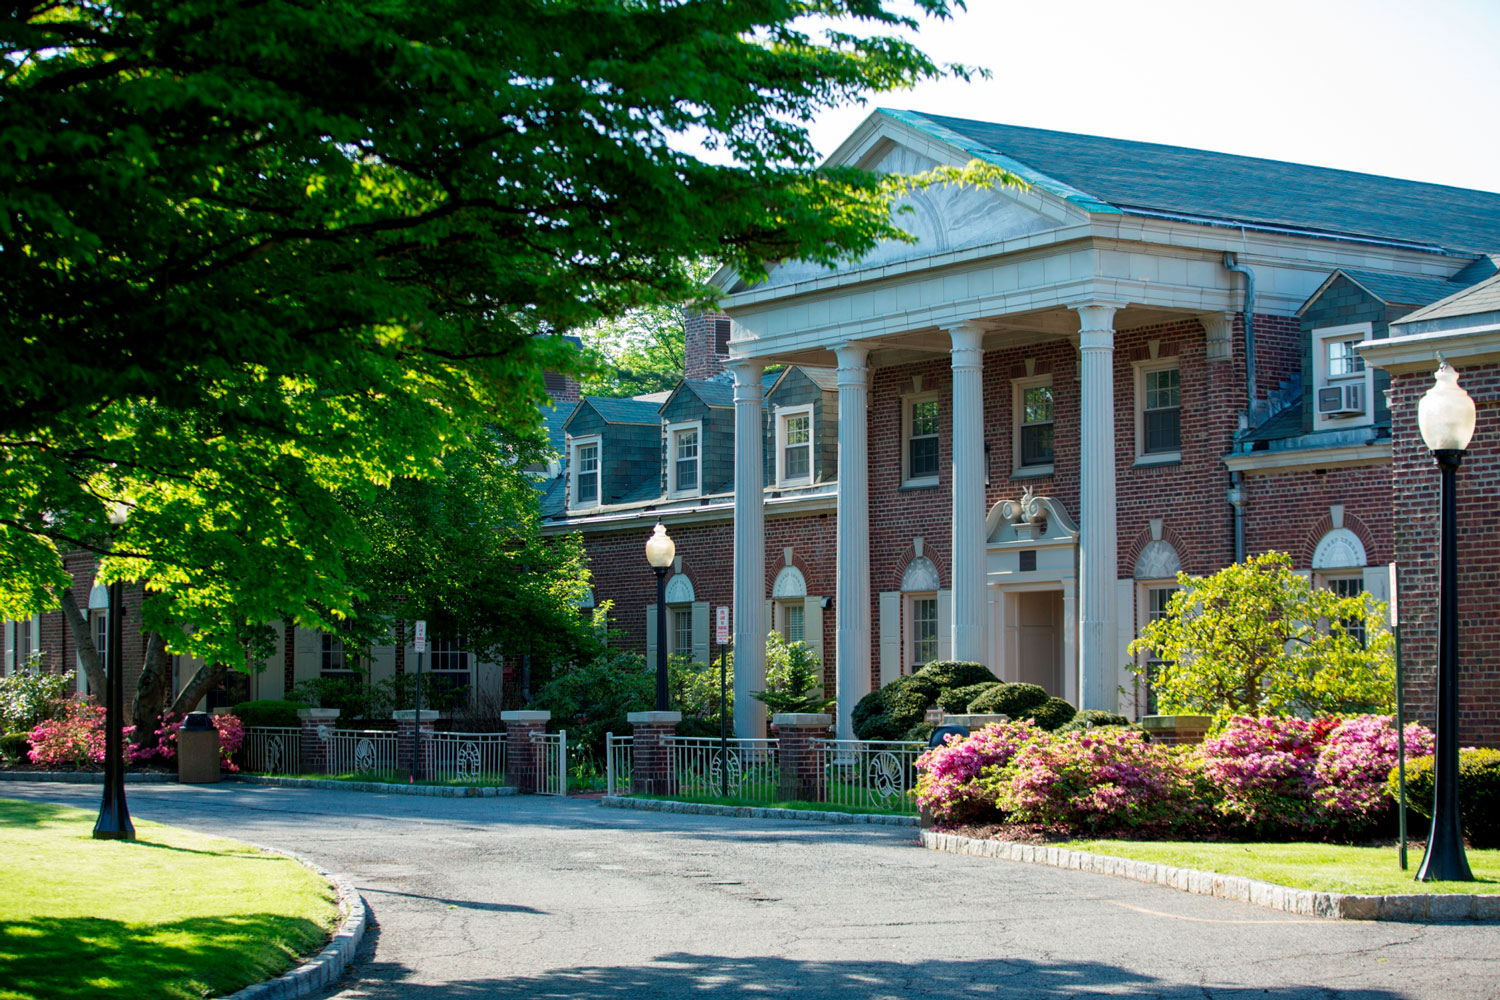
[896,110,1500,254]
[1391,272,1500,327]
[573,396,662,425]
[1337,270,1465,308]
[1238,403,1303,444]
[679,379,736,408]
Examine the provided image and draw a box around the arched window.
[1313,527,1369,646]
[665,574,696,655]
[901,557,941,671]
[1133,540,1182,718]
[772,566,807,643]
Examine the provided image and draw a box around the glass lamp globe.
[1418,362,1477,452]
[645,521,675,568]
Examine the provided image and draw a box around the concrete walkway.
[5,784,1490,999]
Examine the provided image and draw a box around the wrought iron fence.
[326,729,400,777]
[242,727,300,775]
[816,739,924,814]
[428,731,506,784]
[532,730,567,796]
[606,733,632,797]
[670,736,779,803]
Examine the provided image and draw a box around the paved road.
[6,784,1493,999]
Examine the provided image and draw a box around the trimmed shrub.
[0,731,29,764]
[1056,710,1134,736]
[1028,696,1077,731]
[914,720,1047,824]
[0,670,75,735]
[1394,748,1500,849]
[850,660,998,740]
[967,682,1049,719]
[916,661,999,692]
[232,700,308,729]
[939,682,1000,714]
[905,720,937,743]
[1312,715,1433,821]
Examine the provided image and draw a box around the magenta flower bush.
[1312,715,1434,819]
[127,712,246,771]
[1195,715,1334,833]
[913,720,1046,823]
[993,728,1203,836]
[27,699,109,767]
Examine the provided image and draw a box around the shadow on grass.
[0,913,328,1000]
[340,953,1409,999]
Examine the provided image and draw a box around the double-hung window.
[672,607,694,655]
[910,595,938,668]
[667,421,701,497]
[428,634,471,694]
[1014,377,1054,473]
[1141,586,1176,715]
[777,406,814,485]
[571,436,601,508]
[904,396,940,485]
[1136,361,1181,461]
[1312,323,1374,427]
[782,603,805,643]
[1324,576,1367,648]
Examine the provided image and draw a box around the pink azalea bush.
[1312,715,1434,820]
[913,720,1046,823]
[992,728,1204,836]
[128,712,245,771]
[1195,716,1336,833]
[27,699,110,767]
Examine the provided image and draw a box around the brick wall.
[684,311,730,382]
[1390,362,1500,747]
[1242,465,1392,568]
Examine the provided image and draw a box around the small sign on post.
[412,619,426,783]
[414,620,426,654]
[715,606,730,646]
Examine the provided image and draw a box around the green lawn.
[1057,838,1500,895]
[0,798,340,1000]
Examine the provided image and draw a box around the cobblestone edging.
[0,770,176,784]
[601,795,918,826]
[222,847,366,1000]
[228,774,518,797]
[921,831,1500,922]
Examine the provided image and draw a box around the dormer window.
[571,435,601,508]
[776,405,814,486]
[666,420,702,498]
[1313,323,1374,427]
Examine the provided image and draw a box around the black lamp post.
[94,507,134,840]
[645,520,675,712]
[1415,361,1474,882]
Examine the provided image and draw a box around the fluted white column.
[947,322,987,664]
[1075,303,1119,711]
[729,359,766,738]
[834,342,871,740]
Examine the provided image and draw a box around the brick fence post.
[627,711,682,796]
[501,710,551,793]
[772,713,832,802]
[296,708,339,775]
[394,709,439,779]
[1140,714,1212,747]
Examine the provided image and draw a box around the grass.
[0,798,340,1000]
[1054,838,1500,895]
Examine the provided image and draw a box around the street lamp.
[94,503,135,841]
[1415,361,1474,882]
[645,521,675,712]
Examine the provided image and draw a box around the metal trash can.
[177,712,221,784]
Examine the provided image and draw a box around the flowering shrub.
[27,699,109,767]
[1,668,75,735]
[1195,715,1334,834]
[1313,715,1434,820]
[992,728,1203,836]
[128,713,245,771]
[913,720,1046,823]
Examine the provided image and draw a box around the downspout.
[1223,252,1255,564]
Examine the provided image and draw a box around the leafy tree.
[1128,551,1394,727]
[753,631,834,715]
[2,0,1015,671]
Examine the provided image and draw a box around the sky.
[800,0,1500,194]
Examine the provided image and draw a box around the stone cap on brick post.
[772,713,832,803]
[392,709,442,723]
[627,711,681,796]
[626,711,683,725]
[770,713,834,730]
[501,711,552,793]
[939,713,1009,730]
[1140,714,1213,746]
[297,708,341,722]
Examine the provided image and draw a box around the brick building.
[543,110,1500,745]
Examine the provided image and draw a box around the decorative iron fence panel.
[533,730,567,796]
[816,739,924,814]
[428,731,506,784]
[242,727,301,775]
[670,737,779,803]
[326,729,400,777]
[606,733,632,797]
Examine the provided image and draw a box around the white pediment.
[1312,528,1367,570]
[771,566,807,599]
[757,141,1061,289]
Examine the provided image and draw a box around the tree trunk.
[57,586,106,696]
[130,633,174,748]
[170,662,228,718]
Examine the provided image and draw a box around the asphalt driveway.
[4,783,1491,999]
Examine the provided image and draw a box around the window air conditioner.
[1317,382,1364,416]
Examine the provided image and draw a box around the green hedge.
[850,661,998,740]
[231,700,308,728]
[1390,748,1500,849]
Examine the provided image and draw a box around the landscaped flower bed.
[915,715,1461,843]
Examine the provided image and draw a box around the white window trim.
[774,404,815,487]
[900,391,941,488]
[1133,357,1182,465]
[668,604,694,657]
[1011,375,1054,477]
[569,434,602,510]
[905,591,939,673]
[1312,322,1375,430]
[775,600,806,644]
[665,419,703,499]
[1134,581,1178,719]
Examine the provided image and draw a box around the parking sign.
[414,619,426,653]
[715,606,730,645]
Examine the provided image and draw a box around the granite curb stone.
[920,830,1498,922]
[601,794,918,826]
[228,774,518,797]
[0,770,175,783]
[221,845,366,1000]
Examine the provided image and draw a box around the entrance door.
[1014,590,1064,696]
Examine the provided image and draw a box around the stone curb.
[920,831,1500,922]
[601,795,918,826]
[220,846,366,1000]
[0,770,175,784]
[227,774,518,797]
